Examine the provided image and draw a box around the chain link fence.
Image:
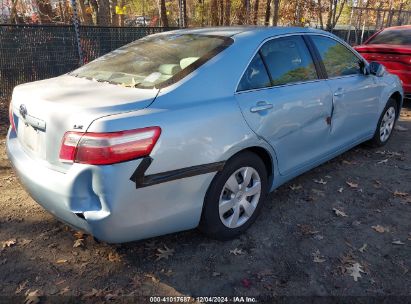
[0,24,175,100]
[0,25,375,101]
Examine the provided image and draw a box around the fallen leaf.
[229,248,245,256]
[73,239,84,248]
[144,240,157,250]
[155,245,174,261]
[108,252,122,262]
[337,187,344,193]
[15,280,28,294]
[346,263,365,282]
[358,243,367,253]
[73,231,85,239]
[371,225,390,233]
[145,274,159,283]
[212,272,221,277]
[19,239,32,246]
[393,191,409,197]
[377,159,388,164]
[333,208,348,217]
[298,224,319,235]
[2,239,16,249]
[394,125,408,131]
[289,184,302,191]
[342,160,357,165]
[392,240,405,245]
[312,250,326,263]
[314,178,327,185]
[83,288,105,298]
[241,278,251,288]
[56,259,68,264]
[346,181,358,188]
[311,189,325,197]
[59,286,70,295]
[24,289,41,304]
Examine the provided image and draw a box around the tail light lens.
[59,127,161,165]
[9,102,16,132]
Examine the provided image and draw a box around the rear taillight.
[59,127,161,165]
[9,103,16,132]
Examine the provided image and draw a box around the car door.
[308,35,381,149]
[235,35,334,176]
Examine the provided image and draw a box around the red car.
[355,25,411,99]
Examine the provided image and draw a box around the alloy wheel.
[218,167,261,228]
[379,106,396,142]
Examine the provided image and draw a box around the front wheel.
[199,151,268,240]
[369,98,398,147]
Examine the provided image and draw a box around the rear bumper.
[6,128,214,243]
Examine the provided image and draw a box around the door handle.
[333,88,344,97]
[250,103,273,113]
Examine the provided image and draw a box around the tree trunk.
[159,0,168,27]
[238,0,247,25]
[264,0,271,26]
[219,0,224,25]
[10,0,19,23]
[78,0,93,25]
[272,0,279,26]
[210,0,218,25]
[331,0,346,31]
[224,0,231,25]
[252,0,259,25]
[317,0,324,29]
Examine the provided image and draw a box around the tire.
[369,98,398,147]
[199,151,268,240]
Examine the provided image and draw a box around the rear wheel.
[369,98,398,147]
[199,151,268,240]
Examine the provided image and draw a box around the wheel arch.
[389,91,403,118]
[225,146,275,186]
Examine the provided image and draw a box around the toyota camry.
[7,27,403,243]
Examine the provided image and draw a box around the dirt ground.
[0,97,410,301]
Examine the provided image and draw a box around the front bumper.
[6,128,215,243]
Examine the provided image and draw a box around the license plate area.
[17,119,47,159]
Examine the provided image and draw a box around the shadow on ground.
[0,101,410,299]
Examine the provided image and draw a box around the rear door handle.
[250,103,273,113]
[333,88,344,97]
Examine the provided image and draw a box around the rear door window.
[260,36,318,86]
[237,53,271,92]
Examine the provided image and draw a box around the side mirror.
[369,61,386,77]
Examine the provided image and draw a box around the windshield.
[367,28,411,45]
[71,34,233,89]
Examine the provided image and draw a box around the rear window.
[70,34,233,89]
[367,29,411,45]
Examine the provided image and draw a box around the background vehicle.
[7,27,403,243]
[355,25,411,99]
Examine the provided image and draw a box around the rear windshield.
[367,29,411,45]
[70,34,232,89]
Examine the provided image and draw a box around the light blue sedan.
[7,27,403,243]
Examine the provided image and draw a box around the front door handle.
[250,103,273,113]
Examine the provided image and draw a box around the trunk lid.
[10,75,158,171]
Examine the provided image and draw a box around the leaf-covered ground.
[0,99,410,301]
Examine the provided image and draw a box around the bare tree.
[264,0,271,25]
[326,0,347,30]
[238,0,247,24]
[158,0,168,27]
[210,0,218,25]
[272,0,279,25]
[224,0,231,25]
[253,0,259,24]
[317,0,325,29]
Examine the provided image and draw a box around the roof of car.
[167,26,327,37]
